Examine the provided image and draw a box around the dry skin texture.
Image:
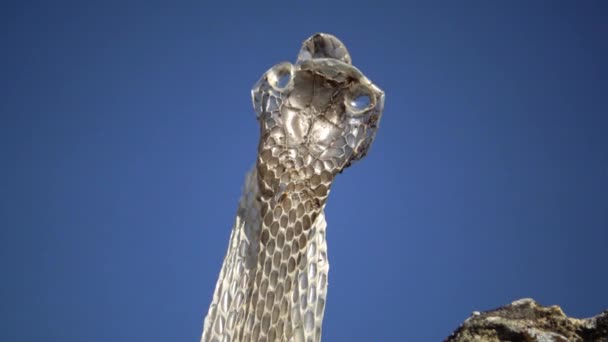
[201,33,385,342]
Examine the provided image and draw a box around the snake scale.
[201,33,385,342]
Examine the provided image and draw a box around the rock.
[446,298,608,342]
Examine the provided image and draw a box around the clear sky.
[1,1,607,341]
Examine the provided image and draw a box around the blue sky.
[1,1,607,341]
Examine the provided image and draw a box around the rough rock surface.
[446,298,608,342]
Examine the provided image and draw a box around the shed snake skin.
[201,33,385,342]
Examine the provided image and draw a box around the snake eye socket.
[267,62,294,92]
[345,85,375,115]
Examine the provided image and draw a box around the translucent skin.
[202,33,384,342]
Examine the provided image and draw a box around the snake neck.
[254,137,337,254]
[236,152,335,341]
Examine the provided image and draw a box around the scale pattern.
[202,33,384,342]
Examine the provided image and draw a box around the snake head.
[252,33,384,177]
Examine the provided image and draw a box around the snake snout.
[297,33,352,65]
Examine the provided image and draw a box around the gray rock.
[446,298,608,342]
